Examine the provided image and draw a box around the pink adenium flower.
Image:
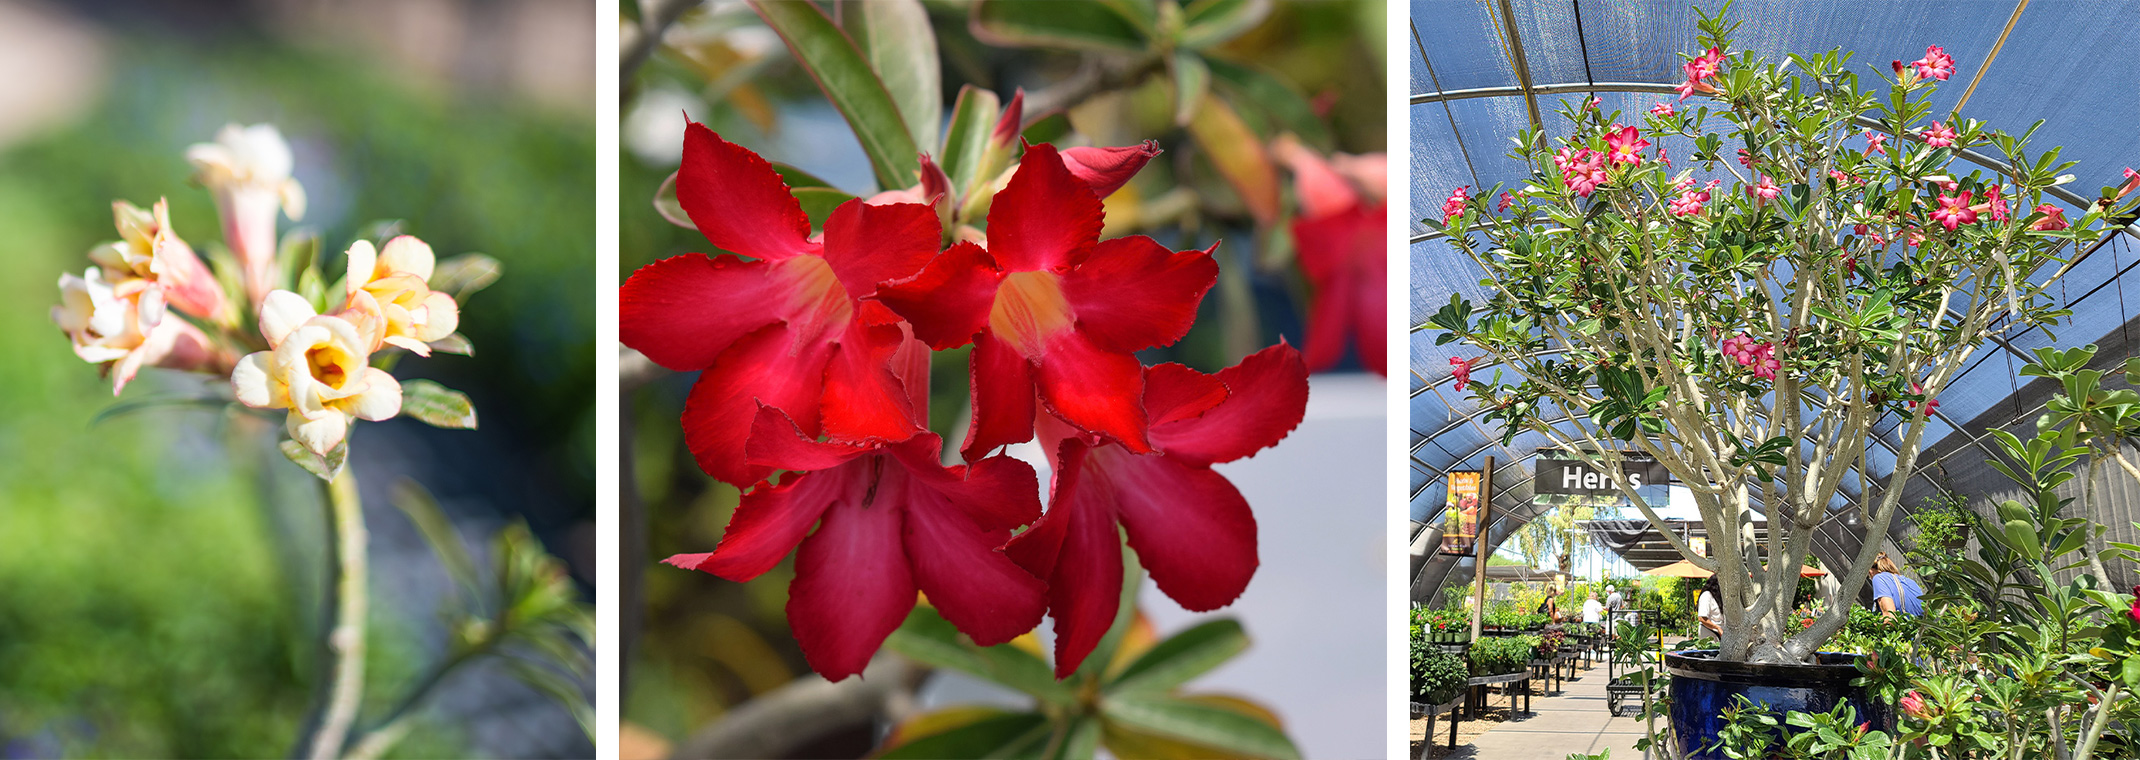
[1972,185,2009,222]
[1909,381,1939,413]
[2128,585,2139,625]
[1443,185,1470,222]
[2118,167,2140,202]
[1605,125,1649,166]
[1911,45,1955,81]
[1451,356,1475,391]
[1907,229,1926,247]
[1650,102,1675,116]
[1748,175,1780,201]
[1923,122,1957,148]
[1555,149,1608,197]
[187,123,306,310]
[1931,190,1978,231]
[1658,145,1671,168]
[1669,188,1709,216]
[1675,47,1726,101]
[2032,204,2070,231]
[1901,691,1928,720]
[1497,192,1514,213]
[1865,131,1888,156]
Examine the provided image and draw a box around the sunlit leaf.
[1178,0,1272,50]
[940,86,1003,201]
[1105,618,1248,695]
[1186,94,1280,224]
[969,0,1149,52]
[1170,51,1211,127]
[1099,694,1300,759]
[428,333,474,356]
[1207,58,1331,150]
[749,0,920,191]
[845,0,941,152]
[400,379,479,430]
[279,438,347,482]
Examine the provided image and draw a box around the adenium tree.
[1426,9,2138,665]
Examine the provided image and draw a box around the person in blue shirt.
[1867,552,1924,618]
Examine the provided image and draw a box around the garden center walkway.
[1415,657,1651,759]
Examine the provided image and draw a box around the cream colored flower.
[53,266,221,395]
[89,199,230,323]
[188,123,306,307]
[232,291,402,456]
[342,236,459,355]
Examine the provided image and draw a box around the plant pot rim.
[1664,649,1863,686]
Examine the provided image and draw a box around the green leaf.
[877,711,1051,759]
[1185,94,1280,224]
[429,333,474,357]
[277,228,322,294]
[389,479,481,601]
[400,379,479,430]
[1206,58,1332,149]
[1095,0,1159,35]
[770,162,837,189]
[793,187,858,230]
[1177,0,1272,50]
[93,396,230,426]
[749,0,921,191]
[1106,618,1248,695]
[1061,715,1101,760]
[882,606,1076,706]
[430,253,502,301]
[279,438,347,482]
[969,0,1149,52]
[1099,695,1301,760]
[504,658,594,741]
[940,86,1003,201]
[2003,519,2043,559]
[1169,51,1211,127]
[845,0,941,152]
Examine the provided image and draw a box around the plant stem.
[305,468,369,760]
[342,650,480,760]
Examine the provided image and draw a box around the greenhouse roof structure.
[1408,0,2140,602]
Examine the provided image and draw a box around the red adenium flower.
[1909,381,1939,413]
[1911,45,1955,81]
[620,123,938,485]
[1058,141,1163,200]
[1003,344,1309,676]
[1275,139,1387,376]
[878,143,1218,460]
[1931,190,1978,231]
[665,396,1046,680]
[1497,192,1514,213]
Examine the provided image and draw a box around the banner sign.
[1534,451,1670,495]
[1438,471,1482,556]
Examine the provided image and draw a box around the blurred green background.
[0,2,592,757]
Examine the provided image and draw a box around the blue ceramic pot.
[1665,650,1891,759]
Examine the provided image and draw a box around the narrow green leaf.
[940,85,1003,200]
[277,229,321,293]
[1106,618,1248,695]
[771,162,837,189]
[1060,716,1101,760]
[970,0,1149,52]
[389,478,482,601]
[1205,58,1332,149]
[845,0,941,152]
[883,606,1076,705]
[430,253,502,301]
[1178,0,1272,50]
[401,379,479,430]
[1099,695,1301,760]
[1170,51,1211,127]
[1095,0,1159,35]
[749,0,921,191]
[505,658,594,741]
[794,187,858,230]
[877,712,1051,759]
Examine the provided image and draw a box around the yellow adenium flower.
[232,291,401,456]
[341,235,460,355]
[188,123,306,308]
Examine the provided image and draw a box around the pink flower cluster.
[1554,148,1608,197]
[1911,46,1955,81]
[1676,47,1725,102]
[1443,185,1470,222]
[1605,125,1649,166]
[1747,175,1780,202]
[1649,102,1675,117]
[1450,356,1475,391]
[1922,122,1957,148]
[1722,333,1779,380]
[1668,177,1714,216]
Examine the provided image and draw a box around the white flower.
[342,236,460,355]
[53,266,222,395]
[232,291,402,455]
[188,123,307,306]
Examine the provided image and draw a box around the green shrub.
[1467,636,1536,676]
[1411,646,1466,704]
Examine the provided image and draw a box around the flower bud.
[188,123,306,309]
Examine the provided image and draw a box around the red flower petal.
[667,465,852,581]
[1141,362,1228,428]
[788,477,917,681]
[619,254,780,371]
[961,333,1037,461]
[745,404,873,471]
[988,143,1102,272]
[877,241,1003,350]
[1060,237,1217,353]
[900,473,1046,646]
[888,436,1042,533]
[1034,328,1150,453]
[678,122,816,261]
[1293,204,1386,375]
[681,323,832,486]
[1100,446,1258,611]
[1059,141,1161,200]
[820,321,926,443]
[1001,439,1124,677]
[1151,343,1310,466]
[820,199,940,299]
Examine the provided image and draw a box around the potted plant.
[1427,4,2137,756]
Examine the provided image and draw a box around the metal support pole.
[1471,456,1497,641]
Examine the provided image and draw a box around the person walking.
[1867,552,1924,619]
[1695,576,1724,641]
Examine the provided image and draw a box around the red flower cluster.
[1676,47,1725,102]
[624,123,1310,680]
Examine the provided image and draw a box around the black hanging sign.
[1534,450,1670,495]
